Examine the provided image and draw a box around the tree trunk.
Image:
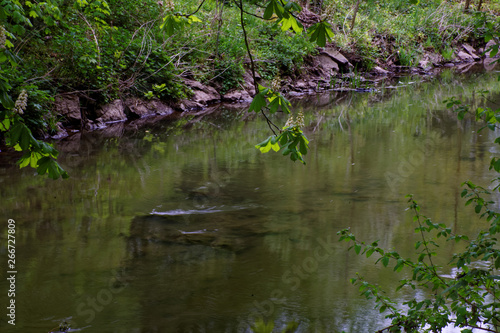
[464,0,471,12]
[351,0,362,31]
[477,0,483,11]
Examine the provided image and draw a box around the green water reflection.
[1,70,500,332]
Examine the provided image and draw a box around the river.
[1,69,500,332]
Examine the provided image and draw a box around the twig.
[24,67,58,83]
[183,0,208,17]
[232,0,270,21]
[239,0,258,96]
[78,13,101,66]
[261,109,279,136]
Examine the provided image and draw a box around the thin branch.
[78,13,101,66]
[182,0,208,17]
[448,321,498,333]
[239,0,258,96]
[232,0,270,21]
[261,109,279,136]
[24,66,58,83]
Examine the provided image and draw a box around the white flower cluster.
[0,26,6,50]
[165,0,175,12]
[285,115,294,127]
[284,111,305,129]
[295,110,305,127]
[13,90,28,115]
[270,76,281,92]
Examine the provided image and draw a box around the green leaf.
[11,24,25,35]
[271,142,280,152]
[0,117,10,131]
[490,45,499,58]
[256,135,281,154]
[17,152,31,168]
[36,157,68,179]
[40,142,58,158]
[263,0,275,20]
[308,21,334,47]
[284,1,302,12]
[160,15,188,36]
[381,256,389,267]
[0,90,14,109]
[249,92,267,113]
[263,0,284,20]
[491,158,500,172]
[36,156,51,176]
[354,244,361,254]
[188,15,201,23]
[299,135,309,155]
[394,259,405,272]
[280,16,303,34]
[268,93,291,114]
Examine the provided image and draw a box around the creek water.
[1,69,500,333]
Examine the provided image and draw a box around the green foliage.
[213,59,244,95]
[251,318,274,333]
[249,84,291,114]
[338,192,500,332]
[250,318,299,333]
[324,0,497,68]
[441,47,454,61]
[263,0,303,34]
[308,21,334,47]
[255,128,309,164]
[255,24,315,79]
[1,110,68,179]
[252,91,309,164]
[0,0,68,179]
[160,14,201,36]
[398,48,419,67]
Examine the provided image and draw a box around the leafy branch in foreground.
[1,6,68,181]
[154,0,337,164]
[1,91,68,179]
[338,194,500,332]
[240,0,329,164]
[254,106,309,164]
[248,83,309,164]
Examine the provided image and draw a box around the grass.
[323,0,499,68]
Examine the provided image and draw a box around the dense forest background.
[1,0,499,135]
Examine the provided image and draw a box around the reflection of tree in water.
[124,209,285,331]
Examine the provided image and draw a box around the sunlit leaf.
[280,16,303,34]
[188,15,201,23]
